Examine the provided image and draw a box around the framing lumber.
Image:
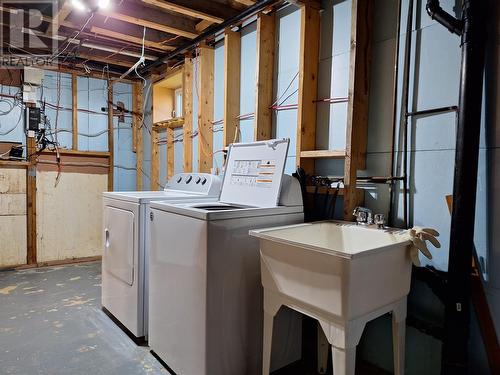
[198,45,214,173]
[48,0,71,34]
[254,12,275,141]
[99,6,198,39]
[167,128,174,179]
[153,118,184,130]
[300,150,346,158]
[296,2,321,175]
[107,84,114,191]
[72,73,78,150]
[76,53,136,68]
[196,20,213,32]
[151,130,160,190]
[183,57,193,172]
[343,0,373,220]
[90,26,175,51]
[134,82,144,190]
[223,28,241,147]
[234,0,255,5]
[141,0,224,23]
[26,135,37,265]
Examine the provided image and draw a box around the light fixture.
[71,0,87,11]
[97,0,110,9]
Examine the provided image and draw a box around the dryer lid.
[219,139,289,208]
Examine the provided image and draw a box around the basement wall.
[0,167,26,267]
[0,72,138,267]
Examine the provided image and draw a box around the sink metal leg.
[262,290,282,375]
[317,323,329,374]
[332,346,356,375]
[392,299,407,375]
[262,309,275,375]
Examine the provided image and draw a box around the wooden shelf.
[300,150,346,159]
[153,117,184,130]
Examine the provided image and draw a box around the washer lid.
[219,139,289,208]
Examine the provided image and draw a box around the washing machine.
[101,173,221,340]
[148,139,304,374]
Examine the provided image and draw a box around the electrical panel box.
[25,107,41,131]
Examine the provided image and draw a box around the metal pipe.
[428,0,486,373]
[406,105,458,117]
[399,0,414,229]
[388,0,403,227]
[139,0,279,74]
[426,0,463,36]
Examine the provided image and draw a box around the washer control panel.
[165,173,221,196]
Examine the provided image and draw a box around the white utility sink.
[250,221,412,375]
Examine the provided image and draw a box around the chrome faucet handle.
[355,210,368,224]
[353,206,373,225]
[374,213,385,228]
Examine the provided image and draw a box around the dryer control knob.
[176,176,182,183]
[185,175,193,183]
[201,177,207,185]
[195,177,201,184]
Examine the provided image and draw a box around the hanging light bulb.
[98,0,110,9]
[71,0,87,11]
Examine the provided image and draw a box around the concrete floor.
[0,261,389,375]
[0,261,167,375]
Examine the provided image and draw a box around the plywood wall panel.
[0,216,27,266]
[0,168,27,267]
[0,168,26,194]
[36,171,107,263]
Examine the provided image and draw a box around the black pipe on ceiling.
[425,1,486,374]
[139,0,279,75]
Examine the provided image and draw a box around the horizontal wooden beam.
[234,0,255,5]
[0,160,29,168]
[300,150,346,159]
[90,26,175,51]
[99,4,198,39]
[141,0,224,23]
[153,117,184,130]
[77,53,136,68]
[196,19,214,32]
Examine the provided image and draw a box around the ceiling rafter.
[97,2,199,39]
[141,0,224,23]
[90,26,175,51]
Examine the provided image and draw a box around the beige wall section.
[0,168,27,267]
[36,171,107,263]
[152,86,175,123]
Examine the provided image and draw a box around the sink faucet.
[353,207,386,228]
[353,206,373,225]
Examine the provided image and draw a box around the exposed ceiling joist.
[98,3,198,39]
[141,0,224,23]
[90,26,174,51]
[233,0,256,5]
[52,1,72,33]
[196,19,214,32]
[77,53,135,68]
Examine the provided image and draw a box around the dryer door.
[104,206,135,286]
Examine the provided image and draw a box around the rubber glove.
[407,227,441,266]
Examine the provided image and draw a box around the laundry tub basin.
[250,221,412,321]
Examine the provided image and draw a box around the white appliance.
[148,139,304,374]
[101,173,221,340]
